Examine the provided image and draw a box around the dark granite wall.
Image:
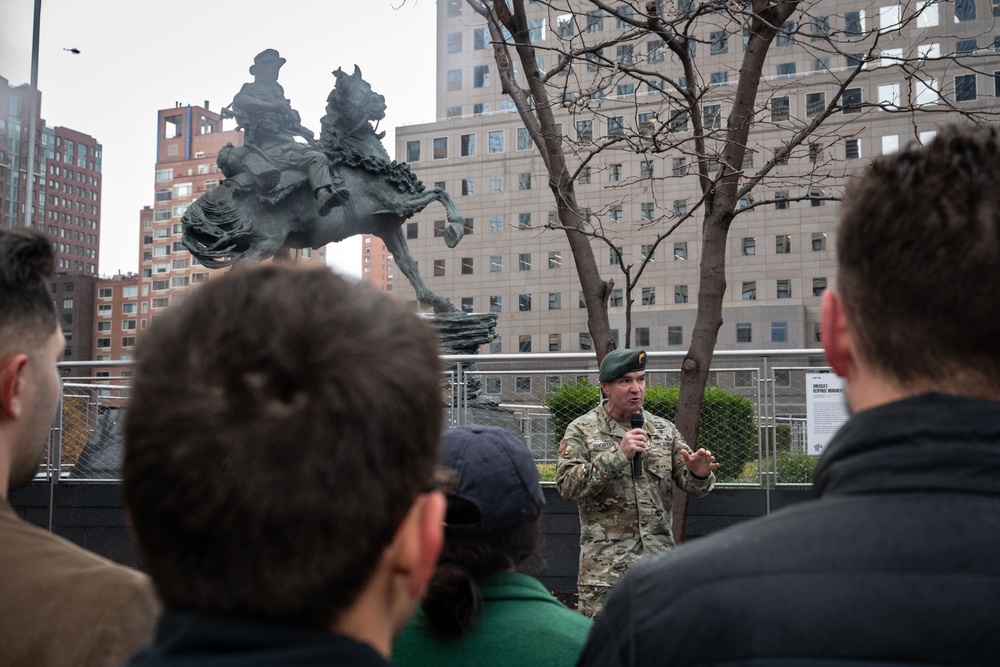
[9,482,811,605]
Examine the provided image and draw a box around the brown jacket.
[0,499,160,666]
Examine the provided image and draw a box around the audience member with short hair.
[0,228,160,667]
[577,123,1000,666]
[393,425,592,667]
[123,263,447,666]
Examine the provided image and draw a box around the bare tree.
[459,0,1000,537]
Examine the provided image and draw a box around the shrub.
[544,382,757,480]
[737,450,817,484]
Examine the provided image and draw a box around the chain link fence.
[43,351,834,488]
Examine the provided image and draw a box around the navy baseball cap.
[439,425,546,538]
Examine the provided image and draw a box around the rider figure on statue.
[222,49,349,216]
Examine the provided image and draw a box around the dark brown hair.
[837,123,1000,395]
[0,229,57,354]
[123,263,443,627]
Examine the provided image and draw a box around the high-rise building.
[389,1,1000,354]
[360,233,396,292]
[1,75,102,274]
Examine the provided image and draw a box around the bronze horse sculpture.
[181,65,464,312]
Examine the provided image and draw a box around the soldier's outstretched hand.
[681,448,719,478]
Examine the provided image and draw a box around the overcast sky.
[0,0,439,278]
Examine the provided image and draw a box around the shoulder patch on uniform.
[559,438,569,451]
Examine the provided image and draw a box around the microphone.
[630,412,644,477]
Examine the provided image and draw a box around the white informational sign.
[805,374,850,456]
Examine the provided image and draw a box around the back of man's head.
[0,229,57,359]
[837,123,1000,396]
[123,263,443,628]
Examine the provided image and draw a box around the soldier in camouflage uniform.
[556,349,719,617]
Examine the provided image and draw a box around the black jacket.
[577,393,1000,667]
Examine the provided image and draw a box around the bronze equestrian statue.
[182,51,464,313]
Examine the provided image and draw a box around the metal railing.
[42,350,833,491]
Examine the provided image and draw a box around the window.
[490,255,502,273]
[609,289,623,307]
[462,257,474,275]
[648,39,664,63]
[519,253,531,271]
[171,277,189,288]
[434,259,445,277]
[742,237,756,255]
[447,69,462,91]
[878,83,900,108]
[516,373,531,391]
[813,277,828,296]
[517,127,532,150]
[675,285,689,304]
[845,138,861,159]
[549,334,562,352]
[812,232,827,251]
[122,319,137,331]
[777,62,796,77]
[98,304,112,316]
[609,164,623,182]
[548,292,561,310]
[806,92,825,117]
[641,244,655,261]
[474,26,488,49]
[486,377,501,394]
[518,173,531,190]
[777,279,792,299]
[519,294,532,311]
[548,251,561,269]
[461,297,473,313]
[669,110,688,132]
[736,323,752,343]
[636,327,650,347]
[97,321,111,332]
[811,15,830,39]
[955,0,976,21]
[580,332,593,351]
[529,18,546,41]
[434,220,445,237]
[406,141,420,162]
[916,79,940,106]
[617,83,635,98]
[674,242,688,261]
[668,326,683,346]
[586,10,603,32]
[490,216,503,233]
[674,200,688,217]
[641,202,655,220]
[488,130,504,153]
[97,338,111,349]
[710,31,728,54]
[742,281,757,300]
[845,10,865,36]
[617,44,634,65]
[490,176,502,193]
[879,4,901,32]
[642,287,656,305]
[406,222,418,240]
[433,137,448,159]
[771,96,790,122]
[883,135,900,154]
[704,104,722,130]
[460,133,476,156]
[842,87,862,114]
[917,0,939,26]
[518,213,531,230]
[775,234,791,254]
[461,179,474,196]
[447,32,462,53]
[576,120,593,141]
[777,21,796,45]
[490,337,502,354]
[607,117,624,137]
[957,38,977,55]
[672,158,688,177]
[474,65,490,88]
[61,298,73,309]
[771,322,788,343]
[490,295,502,313]
[577,167,591,184]
[956,74,977,101]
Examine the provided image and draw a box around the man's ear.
[0,354,29,420]
[396,491,446,600]
[821,290,853,379]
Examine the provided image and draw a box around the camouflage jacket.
[556,403,715,589]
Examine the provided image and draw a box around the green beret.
[599,348,647,382]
